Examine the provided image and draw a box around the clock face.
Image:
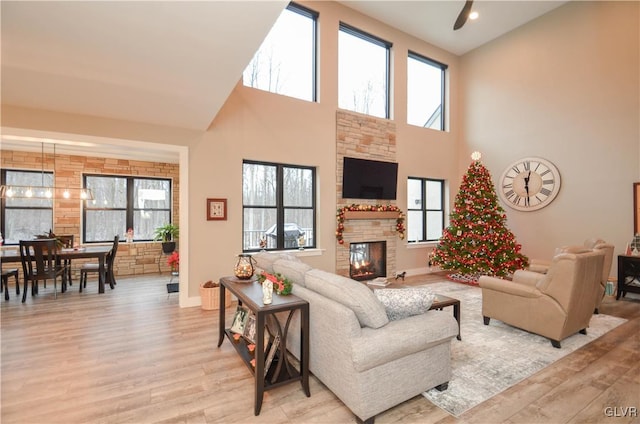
[498,157,561,211]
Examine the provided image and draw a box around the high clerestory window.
[407,51,447,131]
[338,23,391,119]
[407,177,445,242]
[0,169,54,244]
[243,2,318,102]
[242,160,316,251]
[83,175,172,243]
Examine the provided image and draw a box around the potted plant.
[167,251,180,276]
[154,223,179,254]
[35,229,65,248]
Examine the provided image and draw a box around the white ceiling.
[1,0,567,162]
[339,1,568,56]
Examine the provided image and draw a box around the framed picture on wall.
[207,198,227,221]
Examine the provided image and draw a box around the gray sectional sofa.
[253,252,458,424]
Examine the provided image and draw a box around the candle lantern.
[234,254,255,280]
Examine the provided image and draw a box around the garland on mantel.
[336,204,405,244]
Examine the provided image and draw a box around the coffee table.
[430,294,461,340]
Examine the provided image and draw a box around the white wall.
[459,1,639,275]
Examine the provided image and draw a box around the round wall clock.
[498,157,561,211]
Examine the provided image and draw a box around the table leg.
[616,264,623,300]
[217,285,226,348]
[57,258,67,293]
[453,302,461,341]
[98,257,105,294]
[301,303,310,397]
[254,312,266,416]
[3,276,8,301]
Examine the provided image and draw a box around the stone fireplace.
[335,110,398,278]
[349,241,387,281]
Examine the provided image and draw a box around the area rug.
[421,281,627,417]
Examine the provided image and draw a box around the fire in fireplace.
[349,241,387,281]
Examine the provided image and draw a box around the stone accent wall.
[336,111,398,278]
[1,149,179,278]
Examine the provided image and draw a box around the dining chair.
[57,235,74,286]
[79,235,119,292]
[19,239,67,302]
[1,268,19,301]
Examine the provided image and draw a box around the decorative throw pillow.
[374,287,436,321]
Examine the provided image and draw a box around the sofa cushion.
[273,259,312,287]
[305,269,389,329]
[251,252,300,274]
[374,287,436,321]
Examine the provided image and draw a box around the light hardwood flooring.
[1,272,639,424]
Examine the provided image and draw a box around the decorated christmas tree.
[431,153,528,283]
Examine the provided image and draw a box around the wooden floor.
[1,272,639,424]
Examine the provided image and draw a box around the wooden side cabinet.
[617,255,640,299]
[217,276,310,416]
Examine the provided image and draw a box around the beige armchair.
[584,239,615,312]
[528,238,614,313]
[478,248,605,348]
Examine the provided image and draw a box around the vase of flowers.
[167,251,179,275]
[258,271,292,295]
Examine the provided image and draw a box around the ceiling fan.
[453,0,474,30]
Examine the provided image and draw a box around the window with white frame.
[243,2,318,102]
[242,160,315,251]
[407,51,447,130]
[407,177,445,242]
[338,23,391,119]
[83,175,171,243]
[1,169,54,244]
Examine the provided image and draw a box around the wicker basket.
[199,281,231,310]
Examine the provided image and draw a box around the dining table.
[0,245,114,293]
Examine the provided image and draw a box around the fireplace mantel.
[343,210,401,220]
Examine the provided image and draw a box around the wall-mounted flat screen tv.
[342,157,398,200]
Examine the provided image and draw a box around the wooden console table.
[617,255,640,299]
[217,276,310,415]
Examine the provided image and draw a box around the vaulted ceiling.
[1,1,566,161]
[1,1,288,132]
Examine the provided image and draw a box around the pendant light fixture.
[0,143,94,200]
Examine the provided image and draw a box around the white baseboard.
[183,295,202,308]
